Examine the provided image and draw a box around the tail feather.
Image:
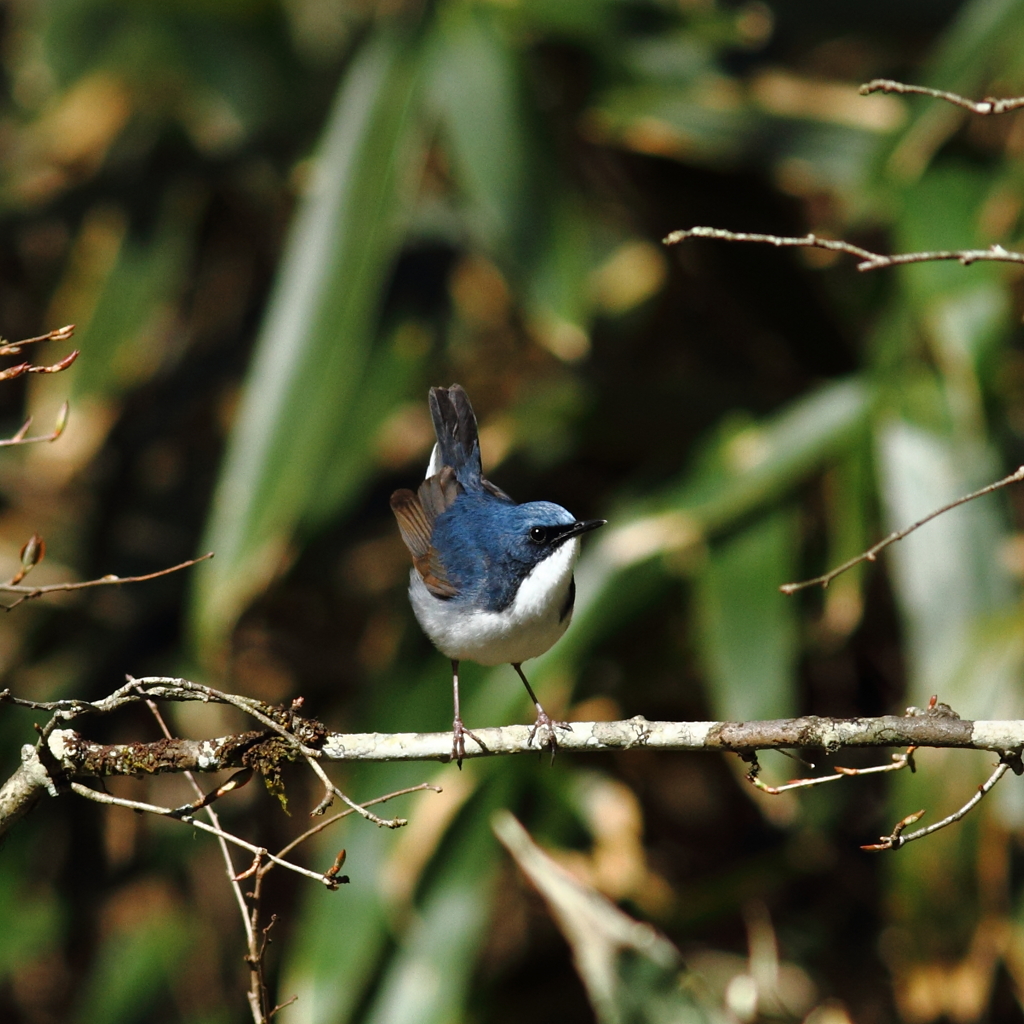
[429,385,482,487]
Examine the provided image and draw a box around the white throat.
[408,537,581,666]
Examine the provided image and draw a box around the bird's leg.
[512,663,571,759]
[451,659,484,768]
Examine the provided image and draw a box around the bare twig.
[270,783,440,865]
[663,226,1024,273]
[0,348,80,383]
[0,402,70,448]
[862,760,1011,851]
[747,745,917,795]
[0,552,214,610]
[6,677,1023,852]
[68,782,342,888]
[860,79,1024,115]
[19,680,1022,775]
[780,465,1024,594]
[243,782,436,1022]
[303,757,407,829]
[663,236,1024,601]
[0,324,75,356]
[142,697,254,947]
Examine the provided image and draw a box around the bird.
[390,385,606,766]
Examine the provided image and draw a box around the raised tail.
[428,385,482,488]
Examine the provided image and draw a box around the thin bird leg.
[451,659,485,768]
[512,663,571,758]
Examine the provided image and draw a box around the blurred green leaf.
[525,192,595,362]
[65,188,197,401]
[363,780,509,1024]
[75,909,190,1024]
[191,25,425,660]
[426,4,532,260]
[0,860,61,974]
[875,419,1013,704]
[695,508,800,721]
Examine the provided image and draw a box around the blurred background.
[5,0,1024,1021]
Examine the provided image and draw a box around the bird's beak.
[562,519,607,541]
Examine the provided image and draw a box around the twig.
[662,226,1024,273]
[0,348,79,383]
[69,782,343,888]
[747,745,916,795]
[0,402,70,448]
[245,782,436,1021]
[780,465,1024,594]
[270,783,440,865]
[141,697,254,947]
[0,324,75,356]
[136,678,408,829]
[860,79,1024,115]
[25,682,1024,769]
[0,552,214,610]
[862,760,1011,851]
[303,757,407,829]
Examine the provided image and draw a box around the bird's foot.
[528,709,572,762]
[451,716,486,769]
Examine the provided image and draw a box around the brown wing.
[390,465,461,598]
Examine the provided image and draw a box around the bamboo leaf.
[190,26,424,660]
[695,508,800,721]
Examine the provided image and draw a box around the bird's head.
[429,497,605,610]
[498,502,606,566]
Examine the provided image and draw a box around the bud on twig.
[10,534,45,585]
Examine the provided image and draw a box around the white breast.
[408,538,580,665]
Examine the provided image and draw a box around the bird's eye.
[529,526,548,544]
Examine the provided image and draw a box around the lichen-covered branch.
[2,676,1022,839]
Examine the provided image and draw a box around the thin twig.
[0,552,214,610]
[663,226,1024,273]
[245,784,435,1020]
[747,746,916,795]
[269,995,298,1019]
[168,680,410,829]
[860,79,1024,115]
[0,324,75,356]
[270,782,440,865]
[142,697,255,947]
[780,465,1024,594]
[862,760,1011,851]
[69,781,342,888]
[0,349,80,381]
[0,402,69,448]
[304,757,408,828]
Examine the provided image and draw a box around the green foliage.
[8,0,1024,1021]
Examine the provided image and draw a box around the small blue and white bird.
[391,385,605,765]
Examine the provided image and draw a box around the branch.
[780,465,1024,594]
[860,79,1024,116]
[663,226,1024,273]
[18,687,1024,778]
[0,323,76,356]
[0,402,70,449]
[862,760,1011,851]
[0,552,214,609]
[4,680,1020,857]
[69,781,343,888]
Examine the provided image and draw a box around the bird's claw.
[451,716,485,769]
[528,710,572,762]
